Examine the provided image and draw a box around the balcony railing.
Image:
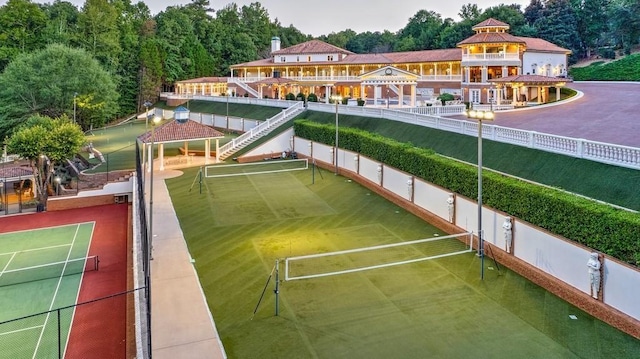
[462,53,520,61]
[229,74,462,83]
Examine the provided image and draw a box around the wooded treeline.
[0,0,638,122]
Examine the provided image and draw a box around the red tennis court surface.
[0,203,133,358]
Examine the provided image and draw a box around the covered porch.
[490,74,572,106]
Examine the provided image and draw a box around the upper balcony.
[461,53,521,66]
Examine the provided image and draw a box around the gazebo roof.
[137,119,225,144]
[0,166,34,180]
[489,74,572,86]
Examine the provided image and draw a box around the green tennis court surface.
[0,223,95,358]
[167,165,640,358]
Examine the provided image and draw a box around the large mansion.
[175,18,571,107]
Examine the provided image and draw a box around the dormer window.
[281,57,286,63]
[308,56,311,62]
[328,55,334,61]
[297,56,300,62]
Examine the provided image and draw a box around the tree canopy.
[6,114,85,207]
[0,44,118,138]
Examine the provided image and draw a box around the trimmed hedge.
[294,120,640,266]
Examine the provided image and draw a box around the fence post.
[58,309,62,359]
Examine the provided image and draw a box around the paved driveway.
[484,82,640,148]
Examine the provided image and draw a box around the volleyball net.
[203,158,309,178]
[284,232,473,281]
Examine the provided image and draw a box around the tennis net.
[204,158,308,178]
[285,233,472,281]
[0,255,99,287]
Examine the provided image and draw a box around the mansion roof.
[0,166,33,180]
[229,18,570,69]
[489,74,572,85]
[473,18,509,29]
[457,32,525,46]
[272,39,353,56]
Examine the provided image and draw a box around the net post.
[274,259,279,317]
[57,309,62,359]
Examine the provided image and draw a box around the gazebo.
[489,74,572,106]
[137,116,225,172]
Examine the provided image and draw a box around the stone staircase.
[218,102,304,160]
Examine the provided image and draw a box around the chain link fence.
[0,289,141,359]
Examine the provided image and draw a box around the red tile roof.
[0,166,33,179]
[473,18,509,30]
[457,32,525,46]
[516,37,572,54]
[138,119,225,144]
[384,48,462,63]
[272,40,354,55]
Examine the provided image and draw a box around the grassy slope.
[294,111,640,211]
[569,53,640,81]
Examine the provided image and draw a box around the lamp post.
[55,176,61,196]
[143,100,153,131]
[331,95,342,175]
[149,116,161,260]
[73,92,78,123]
[465,103,494,280]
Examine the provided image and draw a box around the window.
[281,57,286,63]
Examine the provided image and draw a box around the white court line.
[0,325,44,337]
[0,252,17,277]
[63,222,95,359]
[0,243,71,257]
[31,224,81,359]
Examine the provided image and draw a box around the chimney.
[271,36,281,53]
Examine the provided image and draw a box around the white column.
[205,139,211,165]
[147,143,152,172]
[325,87,330,103]
[410,85,416,107]
[556,87,561,101]
[215,139,220,162]
[399,85,404,107]
[159,143,165,171]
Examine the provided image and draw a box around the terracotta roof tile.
[138,119,225,144]
[516,37,572,54]
[0,166,33,179]
[272,40,354,55]
[383,48,462,63]
[473,18,510,29]
[457,32,525,46]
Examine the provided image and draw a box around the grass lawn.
[165,165,640,358]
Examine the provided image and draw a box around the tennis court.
[166,162,640,358]
[0,223,95,358]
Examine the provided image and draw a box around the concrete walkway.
[149,168,226,359]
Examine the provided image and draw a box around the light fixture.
[465,103,495,280]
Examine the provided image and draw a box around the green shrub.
[285,93,296,101]
[437,93,455,105]
[296,93,306,102]
[357,98,365,106]
[294,119,640,266]
[307,93,318,102]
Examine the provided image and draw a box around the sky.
[7,0,531,36]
